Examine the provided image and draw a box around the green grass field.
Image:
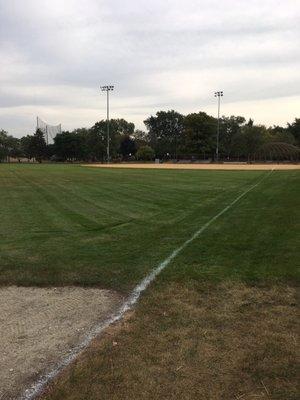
[0,164,298,290]
[1,164,299,400]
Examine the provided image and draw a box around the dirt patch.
[0,286,123,400]
[83,162,300,171]
[41,282,299,400]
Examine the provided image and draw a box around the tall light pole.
[100,85,114,163]
[214,91,223,162]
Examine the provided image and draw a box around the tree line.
[1,111,299,162]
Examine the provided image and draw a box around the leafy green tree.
[119,135,136,159]
[287,118,300,146]
[231,124,267,161]
[0,130,10,161]
[31,129,48,162]
[132,129,149,148]
[144,110,184,158]
[88,122,107,161]
[20,135,36,159]
[112,119,135,136]
[219,116,246,158]
[136,145,155,161]
[9,137,23,159]
[0,130,23,161]
[267,125,295,145]
[19,130,47,162]
[89,119,135,160]
[12,114,300,164]
[182,112,217,159]
[54,131,86,161]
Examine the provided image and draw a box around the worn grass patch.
[41,282,299,400]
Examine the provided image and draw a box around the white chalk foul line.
[20,170,273,400]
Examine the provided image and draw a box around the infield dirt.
[83,162,300,170]
[0,286,122,400]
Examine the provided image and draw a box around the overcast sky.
[0,0,299,137]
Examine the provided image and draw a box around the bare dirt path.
[0,286,122,400]
[83,162,300,170]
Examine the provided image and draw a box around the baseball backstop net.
[36,117,62,144]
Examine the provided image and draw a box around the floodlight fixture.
[101,85,114,91]
[214,91,223,97]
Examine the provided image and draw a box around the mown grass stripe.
[20,170,272,400]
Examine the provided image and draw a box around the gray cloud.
[0,0,299,136]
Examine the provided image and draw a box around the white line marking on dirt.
[20,170,273,400]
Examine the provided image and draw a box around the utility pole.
[214,91,223,162]
[100,85,114,163]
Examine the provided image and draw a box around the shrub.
[136,145,155,161]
